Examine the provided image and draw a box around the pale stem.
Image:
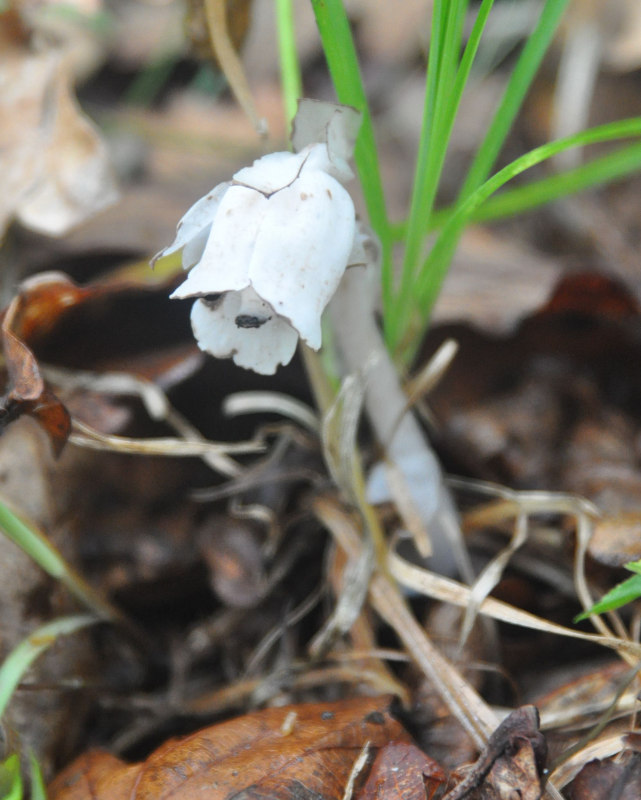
[329,265,472,579]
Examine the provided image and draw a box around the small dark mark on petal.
[321,711,334,721]
[363,711,385,725]
[202,293,223,309]
[235,314,271,329]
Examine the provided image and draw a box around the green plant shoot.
[297,0,641,364]
[575,561,641,622]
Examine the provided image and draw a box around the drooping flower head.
[153,101,362,375]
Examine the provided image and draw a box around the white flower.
[154,101,362,375]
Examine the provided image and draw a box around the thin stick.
[313,495,497,747]
[203,0,266,136]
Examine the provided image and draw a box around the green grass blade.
[421,117,641,298]
[28,753,47,800]
[390,0,494,344]
[449,0,495,132]
[392,117,641,358]
[0,615,97,720]
[397,2,467,299]
[469,140,641,222]
[309,0,393,304]
[0,500,121,623]
[125,54,178,106]
[459,0,570,198]
[0,755,22,800]
[574,574,641,621]
[275,0,302,127]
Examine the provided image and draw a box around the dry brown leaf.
[0,13,118,237]
[355,740,447,800]
[0,269,166,454]
[49,695,410,800]
[479,735,545,800]
[569,750,641,800]
[444,707,547,800]
[1,275,75,456]
[198,515,266,608]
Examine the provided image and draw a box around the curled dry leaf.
[0,269,177,454]
[49,695,411,800]
[0,12,118,237]
[0,274,82,456]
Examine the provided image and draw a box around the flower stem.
[329,266,472,578]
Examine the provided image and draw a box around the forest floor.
[3,2,641,798]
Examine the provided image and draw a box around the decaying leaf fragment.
[49,695,411,800]
[0,274,80,456]
[0,13,118,237]
[356,740,447,800]
[570,749,641,800]
[443,706,547,800]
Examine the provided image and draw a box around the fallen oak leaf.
[49,696,411,800]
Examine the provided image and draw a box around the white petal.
[181,226,210,270]
[299,143,334,179]
[301,141,354,184]
[248,170,355,349]
[291,100,361,181]
[151,181,230,267]
[170,185,267,299]
[190,288,298,375]
[233,150,308,195]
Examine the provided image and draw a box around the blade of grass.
[390,0,494,344]
[395,116,641,359]
[125,54,178,107]
[28,753,47,800]
[0,499,123,624]
[393,1,468,341]
[309,0,393,306]
[0,615,97,720]
[275,0,302,127]
[459,0,571,198]
[468,139,641,222]
[425,138,641,228]
[0,754,21,800]
[388,0,571,354]
[574,574,641,621]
